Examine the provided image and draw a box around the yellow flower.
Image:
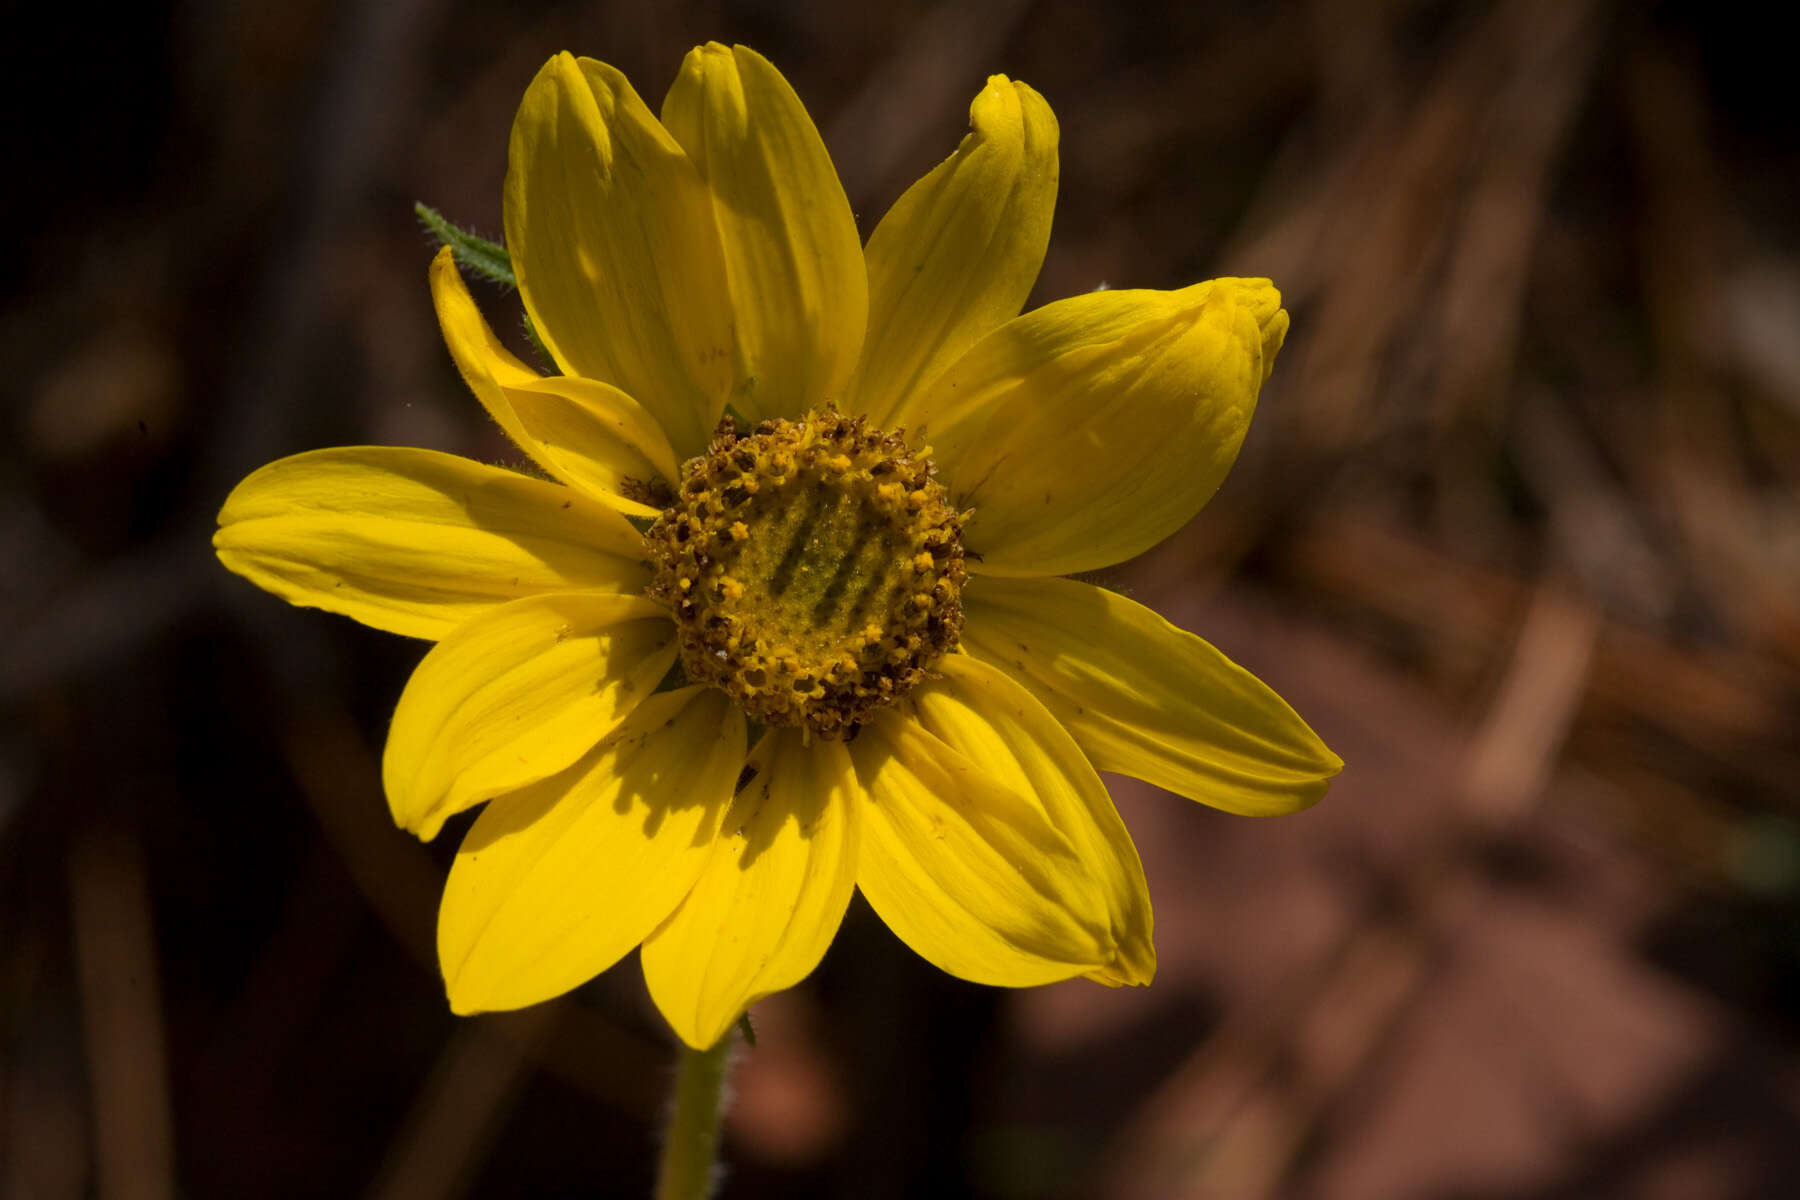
[215,45,1341,1050]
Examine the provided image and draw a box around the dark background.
[5,1,1799,1196]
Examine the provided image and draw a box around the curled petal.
[503,375,681,516]
[431,247,680,517]
[906,278,1288,577]
[428,247,541,452]
[849,76,1057,426]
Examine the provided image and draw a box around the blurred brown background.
[4,0,1798,1196]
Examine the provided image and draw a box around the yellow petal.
[214,446,648,640]
[849,76,1058,427]
[911,654,1153,986]
[439,686,745,1015]
[642,729,860,1049]
[661,43,867,426]
[503,375,681,517]
[431,250,679,517]
[850,663,1146,987]
[962,575,1341,816]
[428,247,541,452]
[505,53,734,458]
[383,593,675,841]
[909,278,1289,577]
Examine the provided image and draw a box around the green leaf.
[415,202,515,288]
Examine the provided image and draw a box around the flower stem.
[654,1033,735,1200]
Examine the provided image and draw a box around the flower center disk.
[646,408,966,737]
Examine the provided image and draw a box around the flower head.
[216,44,1341,1049]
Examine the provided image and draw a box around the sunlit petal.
[503,375,682,517]
[850,657,1149,986]
[908,654,1153,985]
[850,76,1057,427]
[662,43,867,425]
[440,686,744,1014]
[963,576,1340,815]
[428,246,541,449]
[431,249,679,516]
[505,52,734,458]
[215,446,647,640]
[383,593,675,840]
[909,278,1288,576]
[643,729,860,1048]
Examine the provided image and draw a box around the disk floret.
[645,407,967,737]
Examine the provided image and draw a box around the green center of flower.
[645,407,966,738]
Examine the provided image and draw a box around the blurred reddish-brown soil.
[4,2,1798,1197]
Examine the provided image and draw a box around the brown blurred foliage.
[3,1,1798,1197]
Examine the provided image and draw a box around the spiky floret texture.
[645,408,966,737]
